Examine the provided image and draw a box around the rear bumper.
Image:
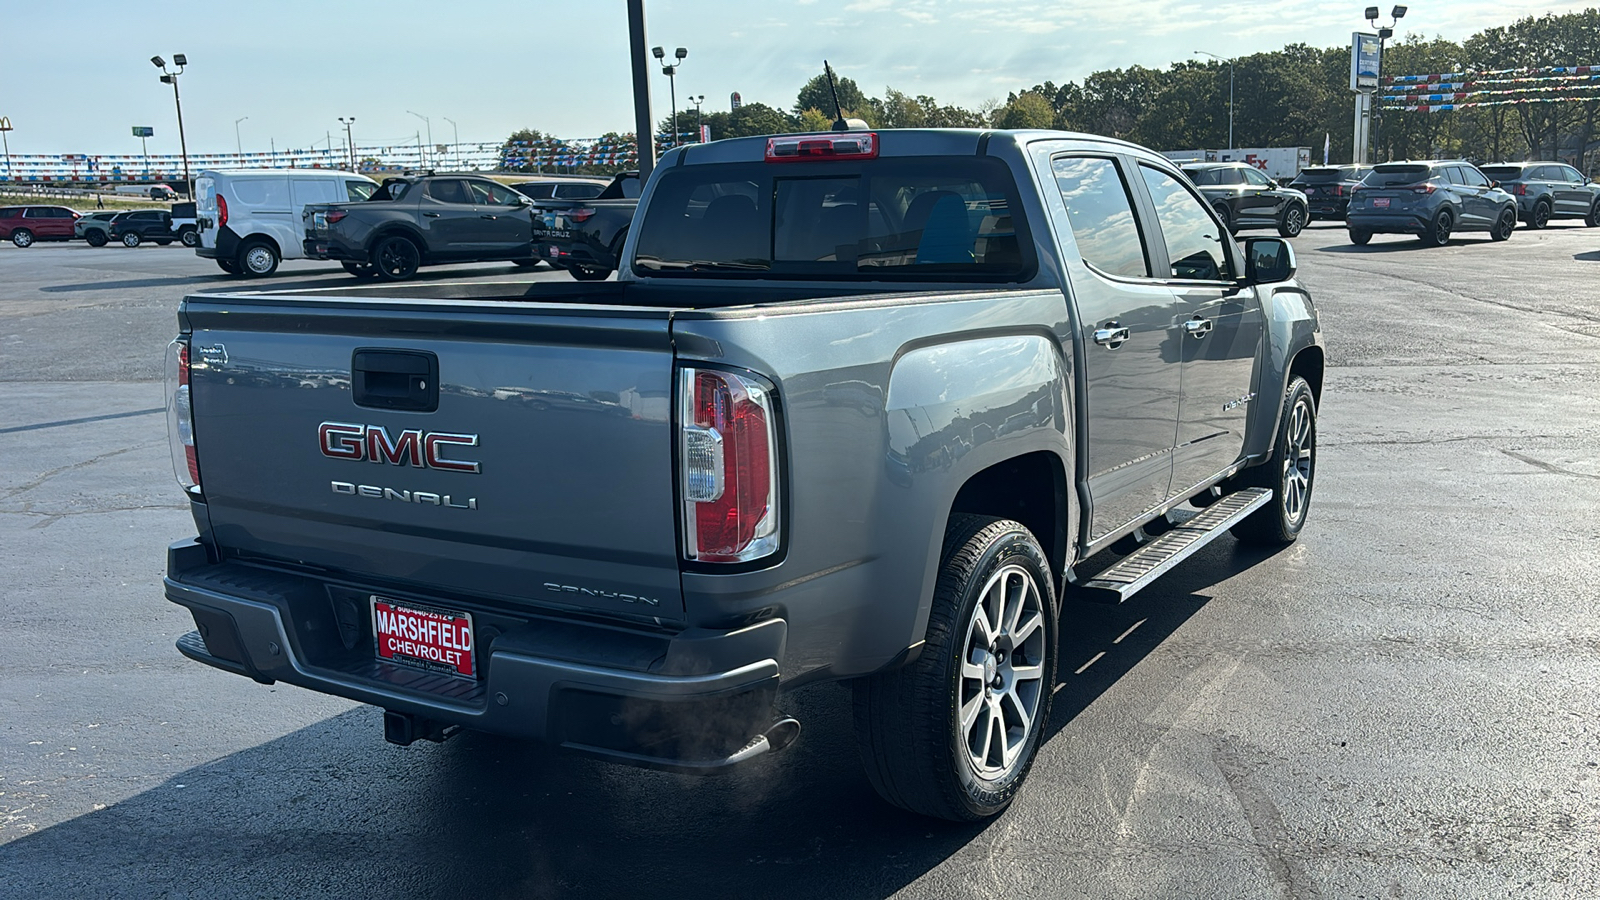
[302,238,361,262]
[1346,212,1428,234]
[196,224,241,260]
[1306,198,1349,219]
[165,539,786,771]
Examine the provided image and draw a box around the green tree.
[795,72,869,118]
[795,107,835,133]
[500,128,547,173]
[998,92,1055,129]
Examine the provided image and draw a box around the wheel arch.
[1240,286,1323,464]
[947,451,1070,593]
[365,224,426,256]
[238,232,282,257]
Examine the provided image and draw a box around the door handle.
[423,212,441,218]
[1184,317,1213,338]
[1093,322,1132,348]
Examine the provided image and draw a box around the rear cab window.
[346,181,377,201]
[633,156,1032,280]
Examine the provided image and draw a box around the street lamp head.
[173,53,187,66]
[150,55,165,68]
[675,47,688,60]
[651,46,665,59]
[1378,26,1393,39]
[159,74,174,84]
[1391,5,1407,18]
[1365,6,1380,21]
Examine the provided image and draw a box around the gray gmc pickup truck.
[163,128,1323,821]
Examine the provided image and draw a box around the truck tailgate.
[184,295,684,620]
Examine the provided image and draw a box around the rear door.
[1133,165,1263,496]
[186,296,687,619]
[1038,149,1179,542]
[418,178,478,256]
[1454,165,1497,227]
[1238,167,1281,225]
[466,179,533,254]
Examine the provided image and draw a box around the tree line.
[503,8,1600,176]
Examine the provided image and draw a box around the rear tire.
[85,231,108,247]
[155,239,173,246]
[179,228,199,248]
[1491,208,1515,242]
[121,232,141,248]
[511,259,541,269]
[1232,376,1317,546]
[12,229,35,248]
[1528,199,1551,229]
[1423,208,1453,246]
[1212,202,1236,236]
[216,258,240,274]
[238,240,279,277]
[1348,229,1371,245]
[568,265,611,281]
[372,235,421,281]
[341,261,379,278]
[852,515,1057,821]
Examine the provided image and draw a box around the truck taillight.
[165,338,201,493]
[216,194,229,228]
[327,209,348,224]
[679,367,780,563]
[568,208,597,223]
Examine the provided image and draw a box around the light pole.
[691,95,705,141]
[407,110,433,168]
[0,117,12,184]
[1195,50,1235,150]
[1366,5,1408,163]
[651,46,688,148]
[443,116,460,169]
[338,117,356,171]
[234,116,248,159]
[151,54,191,193]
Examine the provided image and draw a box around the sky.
[1,0,1595,156]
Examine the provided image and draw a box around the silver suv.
[1346,160,1518,246]
[1479,161,1600,229]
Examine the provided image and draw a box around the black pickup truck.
[531,171,640,280]
[303,174,541,280]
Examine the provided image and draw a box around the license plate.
[371,597,476,679]
[1373,198,1391,208]
[548,245,560,259]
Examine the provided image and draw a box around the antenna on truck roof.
[823,60,869,132]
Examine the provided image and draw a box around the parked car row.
[1347,160,1522,246]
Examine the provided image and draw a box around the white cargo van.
[194,169,377,276]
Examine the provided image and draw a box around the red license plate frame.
[371,597,476,679]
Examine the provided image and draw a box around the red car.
[0,205,81,247]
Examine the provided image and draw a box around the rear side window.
[1366,165,1430,187]
[557,184,605,199]
[231,178,289,208]
[1458,166,1490,187]
[347,181,377,201]
[425,179,472,204]
[633,156,1031,280]
[1051,156,1149,279]
[0,208,20,218]
[515,183,556,200]
[1138,165,1234,282]
[1183,168,1221,186]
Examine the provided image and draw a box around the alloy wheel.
[959,564,1047,781]
[1281,395,1315,525]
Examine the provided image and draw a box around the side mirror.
[1243,237,1296,284]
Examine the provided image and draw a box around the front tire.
[121,232,141,248]
[853,515,1057,821]
[85,231,108,247]
[1212,202,1236,236]
[1491,208,1515,242]
[1423,208,1453,246]
[1586,201,1599,228]
[1277,204,1307,238]
[1232,376,1317,546]
[372,235,422,281]
[179,228,199,248]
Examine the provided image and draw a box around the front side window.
[425,179,472,204]
[1458,166,1490,188]
[1138,165,1233,282]
[1559,166,1585,184]
[1051,156,1149,279]
[1241,167,1273,187]
[633,156,1031,280]
[466,181,522,206]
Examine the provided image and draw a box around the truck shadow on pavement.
[0,540,1278,900]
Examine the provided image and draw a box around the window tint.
[515,183,555,200]
[1458,166,1490,187]
[558,183,605,199]
[1183,168,1219,186]
[1296,169,1345,183]
[1241,167,1273,186]
[23,207,49,218]
[425,179,472,204]
[1138,165,1233,282]
[1050,156,1149,279]
[633,156,1029,279]
[292,178,343,207]
[466,181,522,206]
[347,181,377,201]
[1443,166,1466,185]
[1479,165,1522,181]
[0,208,20,218]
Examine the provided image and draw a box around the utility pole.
[444,117,460,169]
[627,0,656,180]
[652,46,688,148]
[151,54,192,193]
[234,116,248,159]
[407,111,432,168]
[1195,50,1234,150]
[0,117,12,184]
[1365,5,1409,163]
[692,95,705,141]
[339,117,357,171]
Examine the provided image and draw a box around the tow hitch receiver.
[384,710,461,746]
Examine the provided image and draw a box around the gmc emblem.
[319,422,481,473]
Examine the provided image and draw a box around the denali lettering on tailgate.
[319,422,481,473]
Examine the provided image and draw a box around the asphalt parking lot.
[2,225,1598,899]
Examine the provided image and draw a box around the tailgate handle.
[352,349,439,412]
